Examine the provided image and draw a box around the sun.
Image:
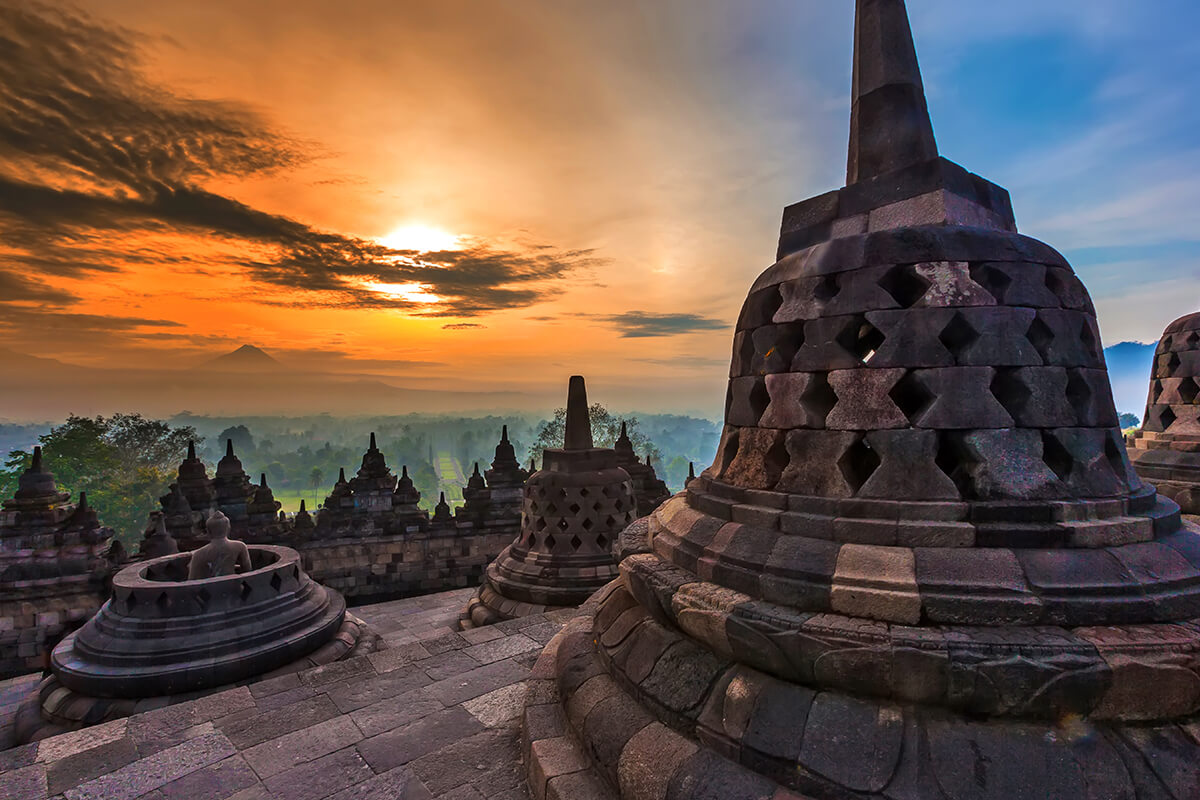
[363,281,442,304]
[376,224,462,253]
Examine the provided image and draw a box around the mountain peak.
[203,344,283,372]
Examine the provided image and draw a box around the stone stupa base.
[521,506,1200,800]
[14,613,381,744]
[1128,431,1200,515]
[525,581,1200,800]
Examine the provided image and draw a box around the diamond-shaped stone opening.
[613,497,625,511]
[838,435,881,495]
[940,312,980,360]
[1026,316,1055,361]
[271,572,283,593]
[601,485,615,498]
[1066,370,1093,421]
[569,503,581,514]
[717,430,740,474]
[155,591,169,610]
[1187,332,1200,349]
[968,263,1011,303]
[240,581,253,601]
[605,515,618,528]
[580,487,590,497]
[545,503,558,515]
[1180,377,1200,405]
[1152,381,1165,404]
[879,264,931,307]
[597,534,609,550]
[1044,267,1067,299]
[593,501,603,512]
[1104,433,1131,484]
[934,433,971,498]
[893,370,936,424]
[799,373,839,426]
[1164,352,1182,378]
[292,566,299,581]
[582,517,594,530]
[749,379,771,420]
[1041,432,1075,482]
[1079,319,1101,360]
[545,534,557,550]
[570,535,583,550]
[125,591,139,612]
[535,518,548,531]
[1160,406,1178,430]
[557,518,570,530]
[196,587,211,611]
[814,274,840,304]
[851,319,886,364]
[558,488,569,500]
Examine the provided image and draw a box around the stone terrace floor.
[0,587,574,800]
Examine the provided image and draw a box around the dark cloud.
[0,270,77,304]
[601,311,727,338]
[0,1,592,318]
[443,323,486,330]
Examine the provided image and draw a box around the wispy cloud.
[601,311,727,338]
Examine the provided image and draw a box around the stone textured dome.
[1128,311,1200,513]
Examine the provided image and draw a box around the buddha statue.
[186,510,252,579]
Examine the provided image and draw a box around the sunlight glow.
[364,281,443,303]
[376,224,463,253]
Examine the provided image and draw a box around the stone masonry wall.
[0,577,105,679]
[296,526,516,606]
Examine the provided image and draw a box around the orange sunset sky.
[2,0,1198,417]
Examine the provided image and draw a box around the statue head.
[206,510,231,540]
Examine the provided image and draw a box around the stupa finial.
[847,0,938,184]
[187,440,196,460]
[501,424,509,443]
[369,432,377,450]
[225,438,234,458]
[563,375,594,450]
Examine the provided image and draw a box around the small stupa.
[614,421,671,516]
[349,432,398,513]
[1128,311,1200,514]
[0,447,119,678]
[462,376,637,628]
[522,3,1200,797]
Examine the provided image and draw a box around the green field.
[273,488,323,514]
[436,451,466,509]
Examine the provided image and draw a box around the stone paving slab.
[0,589,575,800]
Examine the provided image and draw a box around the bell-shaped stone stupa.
[522,3,1200,798]
[462,376,636,629]
[1128,311,1200,514]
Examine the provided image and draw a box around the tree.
[309,467,324,501]
[265,461,286,486]
[1119,413,1140,431]
[0,414,199,546]
[217,424,255,454]
[530,404,661,462]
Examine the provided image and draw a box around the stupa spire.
[847,0,938,184]
[187,440,196,460]
[563,375,593,450]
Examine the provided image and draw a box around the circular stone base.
[460,581,572,630]
[14,614,382,744]
[525,585,1200,800]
